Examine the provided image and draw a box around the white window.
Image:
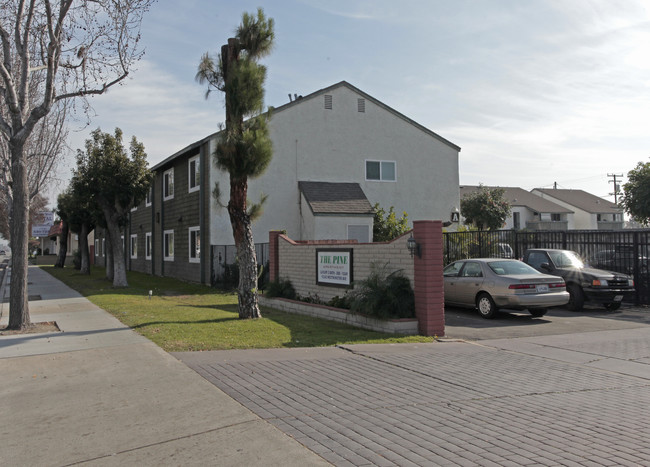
[102,238,105,257]
[188,155,200,193]
[130,234,138,259]
[347,225,370,243]
[365,160,396,181]
[145,187,152,207]
[189,226,200,263]
[163,168,174,200]
[94,239,99,256]
[121,235,125,253]
[145,232,152,260]
[164,229,174,261]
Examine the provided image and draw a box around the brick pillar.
[269,231,282,282]
[413,220,445,337]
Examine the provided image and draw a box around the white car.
[444,258,569,318]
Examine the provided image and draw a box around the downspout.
[199,145,205,284]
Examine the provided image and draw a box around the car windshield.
[488,261,540,276]
[549,250,584,268]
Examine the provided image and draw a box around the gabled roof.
[298,181,374,216]
[533,188,621,214]
[460,186,572,213]
[151,81,460,171]
[273,81,461,152]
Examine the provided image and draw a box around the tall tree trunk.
[7,141,30,330]
[54,221,69,268]
[229,176,261,319]
[103,209,128,287]
[79,222,90,274]
[105,227,114,282]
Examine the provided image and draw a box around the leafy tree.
[460,185,511,230]
[54,190,73,268]
[197,8,274,319]
[620,161,650,225]
[74,128,151,286]
[373,203,409,242]
[0,0,153,330]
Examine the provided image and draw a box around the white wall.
[210,83,460,245]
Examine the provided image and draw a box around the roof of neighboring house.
[298,181,374,216]
[460,186,572,213]
[532,188,621,214]
[48,222,62,237]
[151,81,460,171]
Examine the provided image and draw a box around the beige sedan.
[443,258,570,319]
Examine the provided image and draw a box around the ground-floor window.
[189,226,200,263]
[130,234,138,259]
[164,229,174,261]
[145,232,152,260]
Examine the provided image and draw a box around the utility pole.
[608,173,623,203]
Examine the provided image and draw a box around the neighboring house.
[531,188,624,230]
[96,81,461,284]
[459,186,572,231]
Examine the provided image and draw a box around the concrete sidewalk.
[0,266,330,466]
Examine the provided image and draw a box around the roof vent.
[324,94,332,110]
[358,98,365,113]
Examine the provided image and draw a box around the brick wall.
[274,233,414,303]
[269,221,445,336]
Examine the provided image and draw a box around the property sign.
[316,249,353,287]
[31,211,54,237]
[450,211,460,223]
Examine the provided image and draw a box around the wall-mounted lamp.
[407,234,421,258]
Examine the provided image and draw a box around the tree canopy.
[620,161,650,225]
[196,8,274,319]
[460,185,511,230]
[373,204,409,242]
[74,128,151,286]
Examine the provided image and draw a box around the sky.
[51,0,650,207]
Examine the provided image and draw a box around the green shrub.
[328,295,351,309]
[72,250,81,270]
[348,263,415,319]
[265,277,296,300]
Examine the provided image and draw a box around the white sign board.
[32,211,55,237]
[316,249,352,287]
[31,225,51,237]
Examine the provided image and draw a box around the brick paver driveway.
[175,307,650,466]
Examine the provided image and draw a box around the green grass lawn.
[43,265,433,351]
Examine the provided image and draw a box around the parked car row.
[444,248,635,319]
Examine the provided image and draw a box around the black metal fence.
[443,229,650,305]
[210,243,270,288]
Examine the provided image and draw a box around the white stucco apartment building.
[106,81,461,284]
[209,81,461,245]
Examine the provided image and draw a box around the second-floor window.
[188,155,200,193]
[365,160,396,181]
[164,168,174,200]
[145,186,152,207]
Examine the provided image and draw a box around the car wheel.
[604,302,621,311]
[476,293,497,319]
[566,284,584,311]
[529,308,547,317]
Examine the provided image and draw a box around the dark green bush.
[328,295,351,309]
[72,250,81,270]
[265,277,296,300]
[348,263,415,319]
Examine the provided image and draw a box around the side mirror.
[540,262,551,271]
